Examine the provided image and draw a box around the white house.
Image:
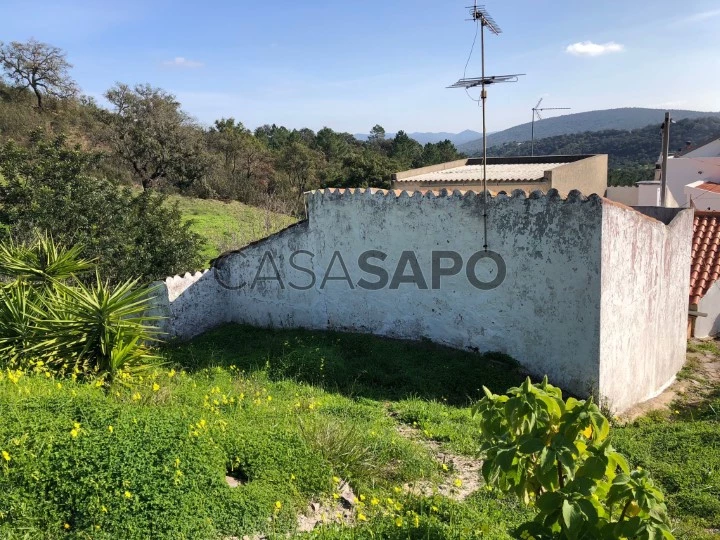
[657,137,720,206]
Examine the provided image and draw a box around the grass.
[170,195,296,264]
[0,325,718,538]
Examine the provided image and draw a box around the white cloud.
[676,8,720,24]
[565,41,624,57]
[163,56,204,68]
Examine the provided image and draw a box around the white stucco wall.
[663,158,720,206]
[684,181,720,211]
[696,280,720,338]
[598,204,693,412]
[152,188,693,412]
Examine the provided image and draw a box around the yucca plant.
[36,274,162,378]
[0,282,38,365]
[0,233,163,379]
[0,232,94,285]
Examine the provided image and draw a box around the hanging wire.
[463,19,482,104]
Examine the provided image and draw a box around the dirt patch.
[296,479,357,533]
[395,423,482,500]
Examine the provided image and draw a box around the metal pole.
[531,111,535,156]
[660,111,670,207]
[480,20,488,251]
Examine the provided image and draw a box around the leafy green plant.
[473,377,674,539]
[0,234,161,379]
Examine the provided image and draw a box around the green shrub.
[0,132,203,283]
[473,377,674,539]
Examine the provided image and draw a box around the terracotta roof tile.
[690,211,720,304]
[696,182,720,194]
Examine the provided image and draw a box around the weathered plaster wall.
[605,186,638,207]
[152,188,693,412]
[549,154,608,197]
[149,270,231,340]
[598,204,693,411]
[209,188,604,398]
[696,281,720,337]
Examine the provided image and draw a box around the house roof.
[394,162,565,184]
[393,155,598,185]
[690,211,720,304]
[694,182,720,194]
[676,136,720,157]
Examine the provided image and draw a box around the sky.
[1,0,719,134]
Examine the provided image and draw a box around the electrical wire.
[463,19,482,104]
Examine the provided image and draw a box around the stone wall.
[152,188,693,412]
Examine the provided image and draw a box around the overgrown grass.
[170,196,296,263]
[1,325,717,538]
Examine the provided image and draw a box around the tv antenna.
[530,98,570,156]
[448,2,523,251]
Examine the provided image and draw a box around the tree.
[0,39,78,109]
[416,140,464,167]
[277,141,325,203]
[337,149,396,189]
[103,83,208,191]
[368,124,386,143]
[390,130,423,169]
[0,132,203,284]
[207,118,274,203]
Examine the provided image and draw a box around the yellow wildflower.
[371,497,379,506]
[332,476,341,484]
[152,383,160,392]
[168,369,176,378]
[64,523,71,529]
[2,450,10,462]
[108,425,113,434]
[395,517,403,527]
[358,513,367,521]
[275,501,282,510]
[453,478,462,488]
[132,392,141,401]
[124,491,132,499]
[442,463,449,471]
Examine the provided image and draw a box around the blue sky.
[1,0,719,134]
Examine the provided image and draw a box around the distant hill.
[458,108,720,156]
[487,116,720,186]
[354,130,483,146]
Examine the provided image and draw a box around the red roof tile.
[696,182,720,194]
[690,211,720,304]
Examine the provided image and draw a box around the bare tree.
[0,39,78,109]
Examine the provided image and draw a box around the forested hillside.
[488,117,720,186]
[459,107,720,155]
[0,40,465,218]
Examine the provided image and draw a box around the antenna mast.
[448,3,523,251]
[530,98,570,156]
